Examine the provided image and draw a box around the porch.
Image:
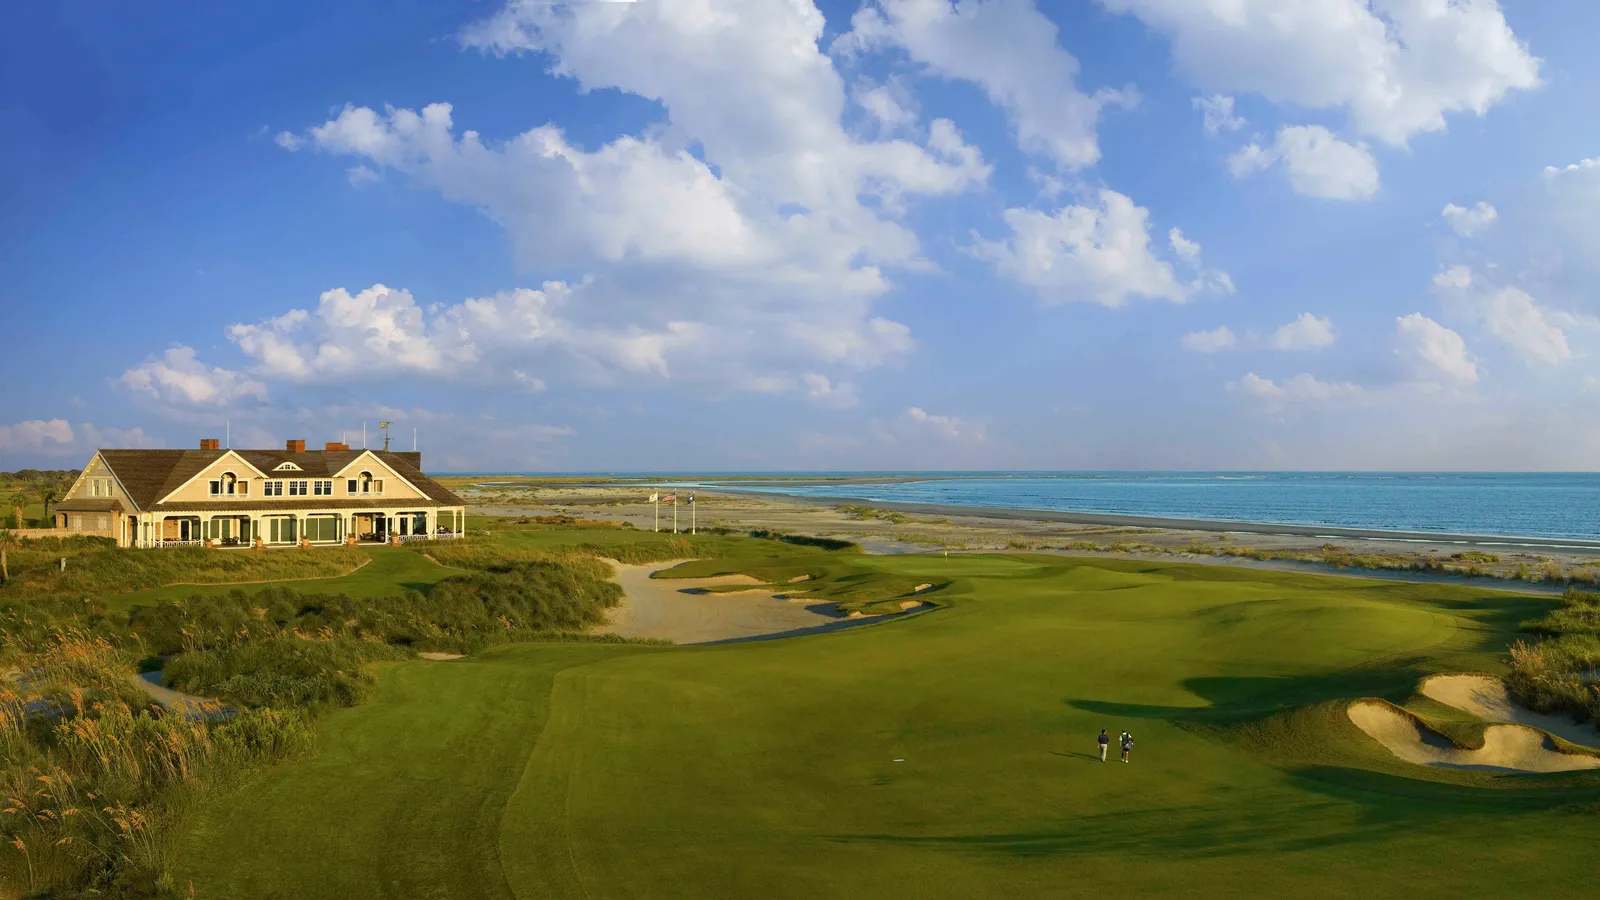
[135,507,466,548]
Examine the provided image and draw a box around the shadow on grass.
[1067,661,1434,726]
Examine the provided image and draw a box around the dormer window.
[274,462,303,472]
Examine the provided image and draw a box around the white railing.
[158,540,204,549]
[396,533,432,544]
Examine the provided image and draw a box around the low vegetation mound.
[1,536,366,602]
[1506,587,1600,725]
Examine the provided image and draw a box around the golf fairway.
[172,554,1600,899]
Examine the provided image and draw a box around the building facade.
[52,438,467,549]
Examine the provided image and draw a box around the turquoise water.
[712,473,1600,541]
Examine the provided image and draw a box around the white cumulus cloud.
[1236,372,1363,405]
[972,189,1233,307]
[906,406,981,439]
[1193,94,1245,135]
[1229,125,1379,200]
[836,0,1127,170]
[1181,326,1237,353]
[1396,313,1478,386]
[1099,0,1541,146]
[1270,313,1336,350]
[1442,201,1497,237]
[118,346,269,407]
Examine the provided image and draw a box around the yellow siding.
[162,453,270,503]
[64,455,136,511]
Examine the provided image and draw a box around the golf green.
[173,553,1600,898]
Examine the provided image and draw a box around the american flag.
[662,492,676,502]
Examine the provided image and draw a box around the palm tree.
[10,490,28,530]
[0,528,12,583]
[40,488,58,526]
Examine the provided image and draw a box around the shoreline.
[703,487,1600,552]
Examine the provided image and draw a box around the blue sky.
[5,0,1600,472]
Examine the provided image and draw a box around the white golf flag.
[648,493,659,502]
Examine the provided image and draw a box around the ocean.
[708,473,1600,542]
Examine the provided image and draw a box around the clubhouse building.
[52,438,467,549]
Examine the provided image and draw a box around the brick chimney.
[325,442,350,451]
[286,439,306,453]
[200,438,220,450]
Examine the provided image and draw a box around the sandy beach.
[455,480,1600,594]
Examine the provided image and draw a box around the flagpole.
[692,498,696,535]
[654,496,658,533]
[673,496,678,534]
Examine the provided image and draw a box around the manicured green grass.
[172,548,1600,899]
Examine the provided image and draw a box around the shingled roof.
[96,449,462,511]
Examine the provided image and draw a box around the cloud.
[274,131,303,151]
[1396,313,1478,386]
[972,189,1233,307]
[803,373,861,409]
[0,419,75,454]
[512,370,547,393]
[836,0,1124,170]
[0,420,162,462]
[1193,94,1244,135]
[1168,227,1201,263]
[906,406,982,439]
[1270,313,1336,350]
[1229,125,1379,200]
[346,164,379,186]
[1430,266,1572,367]
[118,346,269,407]
[1184,314,1336,353]
[1099,0,1541,146]
[853,78,919,133]
[272,2,1002,400]
[1235,372,1363,405]
[1181,326,1237,353]
[1442,201,1497,237]
[1482,287,1572,366]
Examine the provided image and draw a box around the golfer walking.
[1120,731,1133,763]
[1097,729,1110,762]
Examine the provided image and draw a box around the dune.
[1422,674,1600,751]
[1348,700,1600,773]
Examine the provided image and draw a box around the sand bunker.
[1422,674,1600,751]
[418,652,464,661]
[1348,700,1600,773]
[601,561,917,645]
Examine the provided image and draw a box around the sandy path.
[1422,674,1600,750]
[600,560,904,645]
[133,671,231,720]
[1347,700,1600,773]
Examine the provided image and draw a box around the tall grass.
[1,537,368,604]
[1,536,635,893]
[1,629,314,896]
[1506,588,1600,724]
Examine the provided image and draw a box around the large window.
[288,480,309,497]
[305,517,341,543]
[208,473,241,497]
[264,481,283,497]
[313,480,333,496]
[268,518,298,544]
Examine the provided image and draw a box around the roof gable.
[96,447,463,509]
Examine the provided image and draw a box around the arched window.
[210,471,241,497]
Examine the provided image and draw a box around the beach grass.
[168,536,1600,900]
